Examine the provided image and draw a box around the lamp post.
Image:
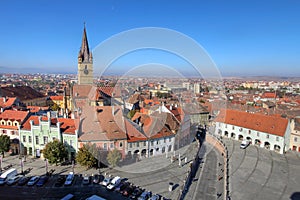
[45,159,48,175]
[0,155,2,172]
[20,158,24,175]
[72,160,74,174]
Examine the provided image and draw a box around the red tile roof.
[262,92,277,99]
[58,118,76,135]
[215,109,288,137]
[49,96,63,101]
[0,97,17,108]
[22,115,76,134]
[0,110,29,122]
[1,86,45,100]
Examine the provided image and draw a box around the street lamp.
[0,155,2,172]
[20,158,24,175]
[45,159,48,175]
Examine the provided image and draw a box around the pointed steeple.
[78,23,92,63]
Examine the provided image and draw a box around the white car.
[107,176,121,190]
[240,140,250,149]
[6,175,21,186]
[101,177,112,187]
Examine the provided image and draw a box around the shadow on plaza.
[290,192,300,200]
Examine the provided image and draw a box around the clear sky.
[0,0,300,76]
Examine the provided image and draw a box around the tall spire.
[78,23,92,63]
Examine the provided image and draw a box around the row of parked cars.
[97,175,162,200]
[0,168,49,187]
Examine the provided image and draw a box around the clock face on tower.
[84,65,89,75]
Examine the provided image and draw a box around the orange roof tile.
[215,109,288,137]
[0,110,29,122]
[0,97,17,108]
[49,96,63,101]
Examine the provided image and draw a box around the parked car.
[18,176,30,186]
[115,182,129,193]
[36,176,49,187]
[107,176,121,190]
[27,176,40,186]
[138,191,152,200]
[55,176,66,187]
[123,184,136,197]
[92,174,100,184]
[150,194,161,200]
[82,174,90,185]
[0,168,18,185]
[240,140,250,149]
[130,187,145,199]
[6,175,21,186]
[100,177,112,187]
[64,172,74,186]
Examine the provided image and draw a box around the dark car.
[36,176,49,187]
[18,176,30,186]
[115,182,127,193]
[54,176,66,187]
[122,184,136,197]
[130,187,145,199]
[92,174,100,184]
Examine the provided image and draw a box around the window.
[276,137,279,142]
[232,126,235,130]
[294,137,298,142]
[218,129,222,134]
[103,143,107,150]
[129,143,132,148]
[225,124,227,128]
[156,140,159,145]
[137,142,139,147]
[257,132,260,137]
[151,141,154,146]
[169,137,171,142]
[52,137,56,141]
[143,141,146,146]
[110,143,114,149]
[266,134,269,139]
[239,128,243,132]
[164,138,166,143]
[120,142,123,148]
[23,135,26,143]
[28,136,32,143]
[43,136,48,144]
[70,140,73,147]
[35,136,39,145]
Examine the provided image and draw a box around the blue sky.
[0,0,300,76]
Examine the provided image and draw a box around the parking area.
[223,138,300,200]
[0,141,199,200]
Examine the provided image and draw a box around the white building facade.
[214,109,290,154]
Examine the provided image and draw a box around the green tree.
[51,103,60,111]
[43,139,68,165]
[76,144,97,169]
[107,148,121,168]
[0,135,10,157]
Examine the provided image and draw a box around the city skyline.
[1,0,300,76]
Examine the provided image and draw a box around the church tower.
[78,24,93,85]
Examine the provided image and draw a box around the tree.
[51,103,60,111]
[107,148,121,168]
[43,139,68,165]
[76,144,97,169]
[0,135,10,157]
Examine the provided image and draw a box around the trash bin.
[169,182,174,191]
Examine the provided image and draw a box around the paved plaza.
[223,138,300,200]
